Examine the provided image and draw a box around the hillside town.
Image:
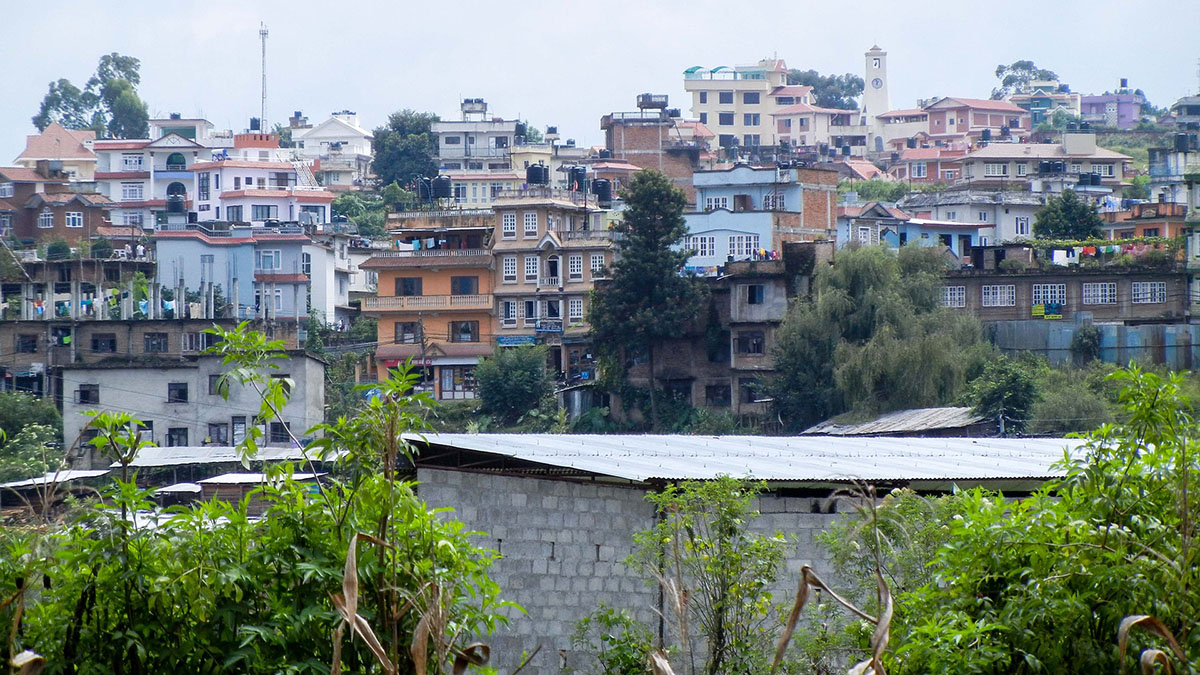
[3,21,1200,675]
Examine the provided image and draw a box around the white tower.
[863,46,890,153]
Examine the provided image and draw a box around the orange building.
[363,209,494,400]
[1101,202,1187,239]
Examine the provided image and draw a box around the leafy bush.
[571,605,655,674]
[1069,323,1102,364]
[89,237,113,259]
[474,345,553,424]
[45,239,71,260]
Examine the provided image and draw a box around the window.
[144,332,168,353]
[705,196,729,211]
[502,255,517,282]
[395,278,422,296]
[91,333,116,353]
[1032,283,1067,305]
[207,423,229,445]
[728,234,760,257]
[1093,163,1114,177]
[1143,228,1160,237]
[569,298,584,320]
[226,205,243,221]
[300,252,311,277]
[269,423,290,444]
[256,249,281,270]
[523,212,538,237]
[394,322,422,344]
[270,373,292,397]
[686,235,715,257]
[121,153,143,170]
[443,135,461,145]
[1132,281,1167,304]
[857,226,872,245]
[453,184,466,203]
[746,284,765,305]
[65,212,83,228]
[182,332,214,353]
[945,210,957,220]
[942,286,966,308]
[718,91,733,105]
[167,382,189,403]
[251,205,277,221]
[450,321,479,342]
[208,374,223,395]
[743,92,760,105]
[911,162,927,179]
[501,300,518,327]
[739,377,760,404]
[450,276,478,295]
[737,331,765,355]
[233,176,241,190]
[38,211,54,228]
[1015,217,1030,236]
[591,253,606,276]
[705,384,731,407]
[166,428,189,447]
[742,134,761,146]
[523,299,538,326]
[743,113,760,126]
[231,416,247,444]
[982,285,1016,307]
[978,211,989,222]
[568,254,583,280]
[699,112,708,124]
[1082,282,1117,305]
[718,112,735,126]
[0,213,11,236]
[502,212,516,237]
[75,384,99,405]
[983,163,1008,177]
[699,92,708,104]
[198,172,210,201]
[439,366,476,399]
[1016,163,1028,177]
[0,183,11,198]
[121,182,144,201]
[762,194,785,210]
[524,255,539,282]
[15,334,35,355]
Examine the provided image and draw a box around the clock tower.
[864,45,890,152]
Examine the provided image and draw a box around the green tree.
[46,239,71,260]
[1126,174,1151,200]
[572,605,655,675]
[961,355,1038,435]
[380,181,416,210]
[768,245,991,430]
[371,109,439,187]
[1035,108,1083,132]
[1033,189,1104,239]
[89,237,113,259]
[33,52,148,137]
[588,170,707,429]
[521,122,543,144]
[786,69,865,109]
[0,391,62,443]
[474,345,554,424]
[991,60,1058,99]
[271,122,295,148]
[839,178,907,202]
[0,424,59,482]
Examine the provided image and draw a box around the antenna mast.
[260,22,269,130]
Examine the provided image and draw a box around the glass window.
[16,335,38,353]
[395,278,422,296]
[166,428,188,447]
[705,384,731,407]
[502,256,517,281]
[1132,281,1166,304]
[65,212,83,228]
[144,333,168,353]
[450,276,478,295]
[1082,282,1117,305]
[687,236,715,257]
[982,285,1016,307]
[38,211,54,228]
[942,286,966,307]
[590,254,606,275]
[167,382,189,403]
[208,374,223,395]
[502,212,516,237]
[0,183,12,198]
[718,92,733,105]
[743,92,760,105]
[568,254,583,280]
[226,205,243,221]
[699,92,708,104]
[207,423,229,445]
[91,333,117,353]
[736,330,765,354]
[524,211,538,236]
[718,112,735,126]
[524,255,539,281]
[569,298,584,320]
[728,234,760,257]
[1032,283,1066,305]
[251,205,278,221]
[746,284,765,305]
[983,162,1009,177]
[395,322,421,343]
[523,299,537,326]
[501,300,518,327]
[705,196,729,211]
[198,172,210,201]
[121,182,144,201]
[439,366,476,399]
[1015,217,1030,236]
[743,113,760,126]
[75,384,99,405]
[450,321,479,343]
[269,422,290,444]
[256,250,281,270]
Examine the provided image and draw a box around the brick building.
[600,97,714,202]
[0,165,111,245]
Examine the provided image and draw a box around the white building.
[92,134,212,229]
[433,99,518,174]
[63,352,325,467]
[192,133,334,226]
[292,111,373,189]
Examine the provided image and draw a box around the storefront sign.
[535,319,563,333]
[497,336,536,347]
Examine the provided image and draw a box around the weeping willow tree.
[768,245,993,430]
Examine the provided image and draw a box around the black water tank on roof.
[432,175,452,199]
[841,145,851,156]
[569,166,587,191]
[1176,133,1189,152]
[981,128,992,141]
[592,178,612,204]
[1038,160,1051,174]
[906,138,916,149]
[599,149,612,159]
[166,195,185,214]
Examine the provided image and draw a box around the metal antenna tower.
[259,23,269,130]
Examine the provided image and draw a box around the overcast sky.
[3,0,1199,163]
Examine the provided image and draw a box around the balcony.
[362,294,493,312]
[539,276,561,288]
[371,248,489,258]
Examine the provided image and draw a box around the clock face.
[872,78,884,89]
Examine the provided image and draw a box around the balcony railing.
[370,248,489,258]
[363,294,493,311]
[539,276,561,288]
[163,163,188,171]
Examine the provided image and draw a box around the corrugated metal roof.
[117,446,326,468]
[156,482,202,493]
[199,472,324,485]
[802,407,987,436]
[408,434,1087,483]
[0,469,110,490]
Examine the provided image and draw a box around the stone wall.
[416,468,849,674]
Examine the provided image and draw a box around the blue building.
[836,201,985,259]
[681,164,838,275]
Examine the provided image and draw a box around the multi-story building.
[191,132,334,226]
[600,96,713,201]
[13,122,97,181]
[291,111,373,190]
[899,189,1043,243]
[1006,81,1082,127]
[681,164,838,274]
[771,103,868,156]
[433,98,517,175]
[920,97,1030,146]
[364,209,495,398]
[1081,79,1145,130]
[1146,132,1199,204]
[490,188,614,381]
[1170,95,1200,128]
[887,147,965,183]
[836,201,985,258]
[62,350,323,465]
[1101,202,1188,240]
[0,165,111,244]
[683,59,790,149]
[957,132,1130,199]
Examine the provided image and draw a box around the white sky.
[3,0,1198,163]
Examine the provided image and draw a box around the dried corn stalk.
[1118,614,1189,675]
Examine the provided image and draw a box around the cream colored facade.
[684,59,792,149]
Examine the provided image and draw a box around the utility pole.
[260,23,269,131]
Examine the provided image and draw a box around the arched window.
[166,182,187,197]
[165,153,186,170]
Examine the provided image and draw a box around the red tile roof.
[843,160,885,181]
[15,122,97,162]
[931,97,1026,113]
[590,161,641,172]
[92,140,151,150]
[376,343,494,360]
[677,120,715,138]
[95,171,150,180]
[27,192,112,207]
[770,85,814,97]
[190,160,294,171]
[772,103,858,116]
[0,199,15,211]
[254,273,308,283]
[838,203,911,220]
[0,167,67,183]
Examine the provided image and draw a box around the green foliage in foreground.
[475,345,554,424]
